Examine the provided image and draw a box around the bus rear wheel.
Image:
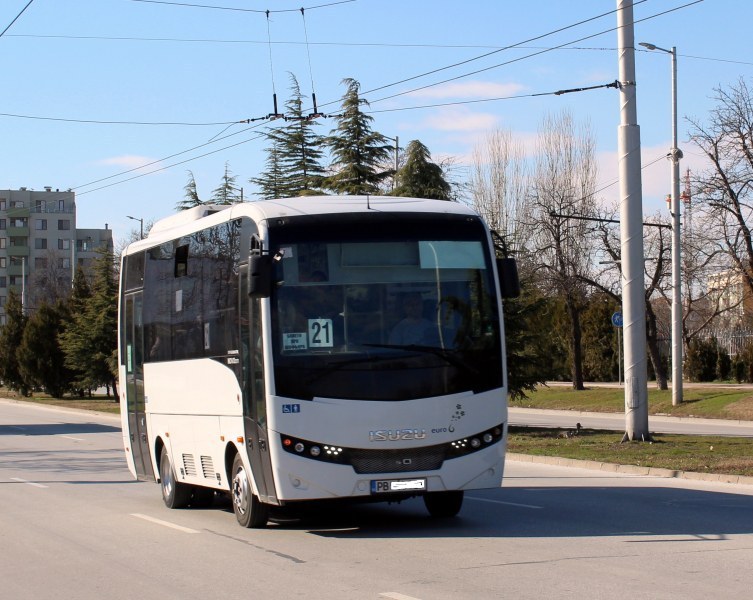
[231,454,269,528]
[423,490,464,518]
[160,446,191,509]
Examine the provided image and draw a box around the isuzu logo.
[369,428,427,442]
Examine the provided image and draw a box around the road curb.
[507,452,753,487]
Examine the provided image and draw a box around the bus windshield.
[268,213,503,401]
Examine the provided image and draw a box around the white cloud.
[407,80,526,99]
[421,106,500,133]
[96,155,161,171]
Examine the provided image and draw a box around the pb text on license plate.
[371,478,426,494]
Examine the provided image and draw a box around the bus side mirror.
[249,254,273,298]
[497,257,520,299]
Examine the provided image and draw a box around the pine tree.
[0,289,29,395]
[176,170,203,211]
[250,131,291,199]
[279,74,326,195]
[17,301,73,398]
[58,269,92,394]
[60,249,118,396]
[211,162,242,204]
[251,74,326,199]
[324,78,392,195]
[391,140,452,200]
[87,249,119,396]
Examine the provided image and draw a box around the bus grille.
[200,456,214,479]
[182,454,197,477]
[349,447,445,474]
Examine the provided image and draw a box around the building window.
[0,238,6,249]
[35,257,48,269]
[0,257,5,267]
[0,296,5,308]
[11,200,24,208]
[58,219,71,231]
[0,276,6,288]
[57,257,71,269]
[35,238,48,250]
[11,218,28,228]
[0,199,6,210]
[0,219,5,230]
[9,276,19,286]
[59,199,65,211]
[35,219,47,230]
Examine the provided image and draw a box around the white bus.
[118,196,519,528]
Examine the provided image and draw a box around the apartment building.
[0,187,113,325]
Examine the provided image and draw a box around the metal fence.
[694,328,753,356]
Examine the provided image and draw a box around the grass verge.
[1,388,120,414]
[508,426,753,477]
[514,386,753,420]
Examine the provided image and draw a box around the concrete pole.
[617,0,650,440]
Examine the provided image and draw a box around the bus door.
[239,266,278,504]
[123,292,155,481]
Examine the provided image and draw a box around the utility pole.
[617,0,650,441]
[640,42,684,406]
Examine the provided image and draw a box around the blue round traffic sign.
[611,312,623,327]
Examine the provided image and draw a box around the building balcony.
[5,207,30,218]
[7,263,29,277]
[8,226,29,237]
[6,245,29,257]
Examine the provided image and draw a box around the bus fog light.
[310,446,321,457]
[294,442,305,453]
[483,433,493,443]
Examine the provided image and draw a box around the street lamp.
[640,41,683,405]
[126,215,144,240]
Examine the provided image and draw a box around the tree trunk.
[567,298,585,390]
[645,303,668,390]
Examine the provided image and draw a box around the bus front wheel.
[231,454,269,528]
[160,446,191,509]
[423,490,464,518]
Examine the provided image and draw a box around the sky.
[2,0,752,245]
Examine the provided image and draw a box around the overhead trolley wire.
[364,0,704,106]
[0,0,36,38]
[129,0,356,14]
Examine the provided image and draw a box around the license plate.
[371,478,426,494]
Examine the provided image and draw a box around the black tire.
[230,454,269,528]
[160,446,191,509]
[423,490,464,518]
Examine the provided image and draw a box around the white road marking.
[466,496,543,509]
[379,593,424,600]
[61,435,84,441]
[10,477,48,488]
[130,513,201,534]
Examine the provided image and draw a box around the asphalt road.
[3,399,753,600]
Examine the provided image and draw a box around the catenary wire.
[129,0,355,13]
[0,0,35,38]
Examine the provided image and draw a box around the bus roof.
[124,196,479,254]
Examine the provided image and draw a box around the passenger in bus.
[389,292,437,346]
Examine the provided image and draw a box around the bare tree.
[470,128,529,256]
[688,79,753,312]
[526,111,598,390]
